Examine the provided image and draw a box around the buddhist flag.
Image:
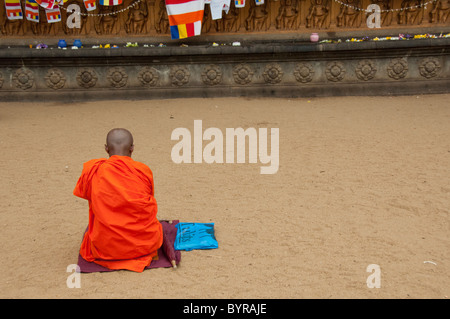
[99,0,123,5]
[25,0,40,22]
[46,3,61,23]
[4,0,23,20]
[234,0,244,8]
[35,0,57,9]
[165,0,205,40]
[255,0,263,4]
[84,0,97,11]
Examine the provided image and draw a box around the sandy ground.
[0,95,449,299]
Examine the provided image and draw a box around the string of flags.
[334,0,437,13]
[3,0,266,22]
[5,0,65,22]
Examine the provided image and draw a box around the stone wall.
[0,38,448,101]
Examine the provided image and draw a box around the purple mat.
[77,220,181,273]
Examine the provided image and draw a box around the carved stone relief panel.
[276,0,301,30]
[76,68,98,88]
[418,57,442,78]
[0,0,447,38]
[326,61,346,81]
[355,59,377,81]
[170,65,190,86]
[429,0,450,23]
[336,0,362,28]
[107,67,128,88]
[138,66,159,86]
[202,64,223,85]
[45,68,67,90]
[306,0,331,29]
[263,62,283,83]
[13,68,34,90]
[387,58,408,79]
[294,62,315,83]
[233,63,255,85]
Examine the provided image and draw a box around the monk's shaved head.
[105,128,134,157]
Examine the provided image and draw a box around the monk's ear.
[105,144,110,154]
[130,144,134,154]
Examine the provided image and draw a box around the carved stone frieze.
[429,0,450,24]
[368,0,394,26]
[45,69,66,90]
[326,61,346,81]
[95,5,120,35]
[76,68,98,88]
[276,0,301,30]
[337,0,362,28]
[170,66,190,86]
[419,57,441,78]
[202,64,222,85]
[0,39,448,101]
[245,1,270,31]
[397,0,424,25]
[263,63,283,84]
[355,60,377,81]
[138,66,159,87]
[107,67,128,88]
[387,58,408,80]
[306,0,331,29]
[294,62,315,83]
[13,68,34,90]
[125,0,149,34]
[0,0,446,39]
[233,64,254,85]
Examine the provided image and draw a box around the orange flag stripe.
[168,10,203,26]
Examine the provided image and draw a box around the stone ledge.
[1,38,448,59]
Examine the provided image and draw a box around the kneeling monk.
[74,128,163,272]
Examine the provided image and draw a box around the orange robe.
[74,155,163,272]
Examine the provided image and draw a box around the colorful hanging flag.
[234,0,245,8]
[4,0,23,20]
[45,3,61,23]
[255,0,263,4]
[170,20,202,40]
[83,0,97,11]
[99,0,123,5]
[25,0,40,22]
[165,0,205,40]
[35,0,56,9]
[210,0,230,20]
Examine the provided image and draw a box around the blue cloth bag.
[174,222,218,251]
